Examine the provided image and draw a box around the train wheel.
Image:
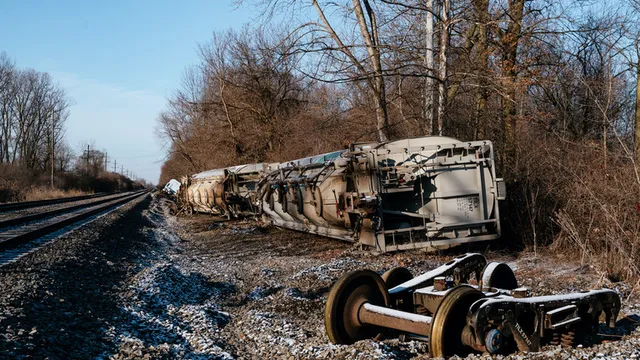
[481,262,518,290]
[429,285,485,357]
[382,267,413,289]
[324,270,390,345]
[382,267,414,312]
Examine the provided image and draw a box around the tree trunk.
[501,0,525,169]
[424,0,435,135]
[353,0,389,142]
[603,106,608,169]
[472,0,489,140]
[313,0,389,142]
[635,65,640,161]
[436,0,450,136]
[374,90,389,142]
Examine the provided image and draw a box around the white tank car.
[180,136,506,252]
[181,163,274,217]
[258,136,505,252]
[162,179,181,195]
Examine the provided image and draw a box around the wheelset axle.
[324,253,622,357]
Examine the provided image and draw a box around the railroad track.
[0,192,111,213]
[0,190,150,266]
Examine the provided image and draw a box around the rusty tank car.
[177,136,505,252]
[180,163,274,218]
[258,136,505,252]
[324,253,621,357]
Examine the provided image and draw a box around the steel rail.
[0,190,149,250]
[0,192,113,213]
[0,191,143,230]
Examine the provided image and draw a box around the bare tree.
[500,0,525,164]
[636,55,640,160]
[471,0,490,139]
[0,56,70,171]
[631,0,640,160]
[436,0,450,135]
[306,0,390,141]
[0,52,15,163]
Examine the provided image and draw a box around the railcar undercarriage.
[178,136,507,252]
[258,136,506,252]
[324,253,621,357]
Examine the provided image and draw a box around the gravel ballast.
[0,194,638,359]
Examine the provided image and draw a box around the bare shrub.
[23,187,87,202]
[0,163,36,202]
[511,125,640,281]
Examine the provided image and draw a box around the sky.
[0,0,263,184]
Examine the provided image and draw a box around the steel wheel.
[382,266,413,289]
[429,285,485,357]
[383,266,414,311]
[324,269,390,344]
[481,262,518,290]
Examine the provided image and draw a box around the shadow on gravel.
[0,197,240,359]
[148,265,236,307]
[592,314,640,345]
[0,196,156,359]
[120,264,235,356]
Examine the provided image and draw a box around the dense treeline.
[0,52,143,201]
[0,52,72,172]
[158,1,640,280]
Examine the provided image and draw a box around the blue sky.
[0,0,262,184]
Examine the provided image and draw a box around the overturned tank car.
[325,253,621,357]
[162,179,181,196]
[259,136,506,252]
[181,163,273,218]
[178,136,506,252]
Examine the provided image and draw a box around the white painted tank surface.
[180,136,505,252]
[163,179,181,195]
[259,136,505,252]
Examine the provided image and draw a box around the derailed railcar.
[162,179,181,196]
[181,163,273,217]
[224,163,277,217]
[180,136,506,252]
[182,168,227,215]
[259,136,506,252]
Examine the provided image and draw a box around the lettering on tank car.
[456,196,479,217]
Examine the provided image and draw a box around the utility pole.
[114,159,117,173]
[104,152,107,172]
[50,112,55,188]
[86,144,90,175]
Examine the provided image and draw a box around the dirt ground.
[155,196,640,359]
[0,194,639,359]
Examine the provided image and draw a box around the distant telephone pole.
[104,152,108,172]
[86,144,90,175]
[114,159,117,173]
[50,114,55,188]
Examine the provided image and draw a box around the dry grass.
[22,187,90,202]
[0,163,93,203]
[512,127,640,282]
